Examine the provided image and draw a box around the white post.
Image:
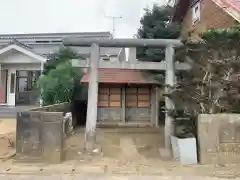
[164,45,175,149]
[85,43,100,151]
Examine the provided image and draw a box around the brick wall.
[181,0,236,39]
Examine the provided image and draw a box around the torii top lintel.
[63,38,183,48]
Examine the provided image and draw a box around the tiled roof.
[212,0,240,22]
[222,0,240,12]
[81,68,159,84]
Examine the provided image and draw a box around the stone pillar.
[155,86,159,127]
[39,62,44,107]
[0,64,2,88]
[150,86,156,126]
[85,43,100,151]
[0,64,2,104]
[121,87,126,123]
[164,45,175,149]
[128,47,137,62]
[151,86,160,127]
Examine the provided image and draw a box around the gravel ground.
[0,174,239,180]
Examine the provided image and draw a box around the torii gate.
[63,38,189,151]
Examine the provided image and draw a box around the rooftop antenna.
[105,15,122,38]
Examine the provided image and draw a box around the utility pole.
[105,15,122,38]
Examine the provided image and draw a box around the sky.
[0,0,168,38]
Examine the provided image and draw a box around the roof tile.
[222,0,240,12]
[81,68,159,84]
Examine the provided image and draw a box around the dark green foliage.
[38,48,83,105]
[201,24,240,43]
[166,25,240,137]
[136,4,181,62]
[43,47,83,75]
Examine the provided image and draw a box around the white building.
[0,32,125,106]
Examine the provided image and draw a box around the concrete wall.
[16,103,69,163]
[181,0,236,39]
[198,114,240,164]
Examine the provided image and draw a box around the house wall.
[31,45,123,58]
[97,84,158,125]
[0,50,43,64]
[181,0,236,39]
[2,63,41,70]
[0,32,125,65]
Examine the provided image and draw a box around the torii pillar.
[164,45,175,149]
[63,38,186,152]
[84,43,100,151]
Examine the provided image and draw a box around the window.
[35,40,50,43]
[192,2,200,25]
[126,87,150,108]
[98,87,121,107]
[16,71,41,92]
[102,57,110,61]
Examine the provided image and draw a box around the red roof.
[222,0,240,12]
[81,68,159,84]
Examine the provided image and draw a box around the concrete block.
[198,114,240,165]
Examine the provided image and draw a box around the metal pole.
[164,45,175,149]
[84,43,100,151]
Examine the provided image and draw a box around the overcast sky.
[0,0,168,38]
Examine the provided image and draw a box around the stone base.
[198,114,240,165]
[84,132,97,153]
[159,148,172,160]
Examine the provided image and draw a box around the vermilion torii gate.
[63,38,190,151]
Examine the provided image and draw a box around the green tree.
[43,47,82,75]
[38,48,83,105]
[167,25,240,137]
[136,4,181,62]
